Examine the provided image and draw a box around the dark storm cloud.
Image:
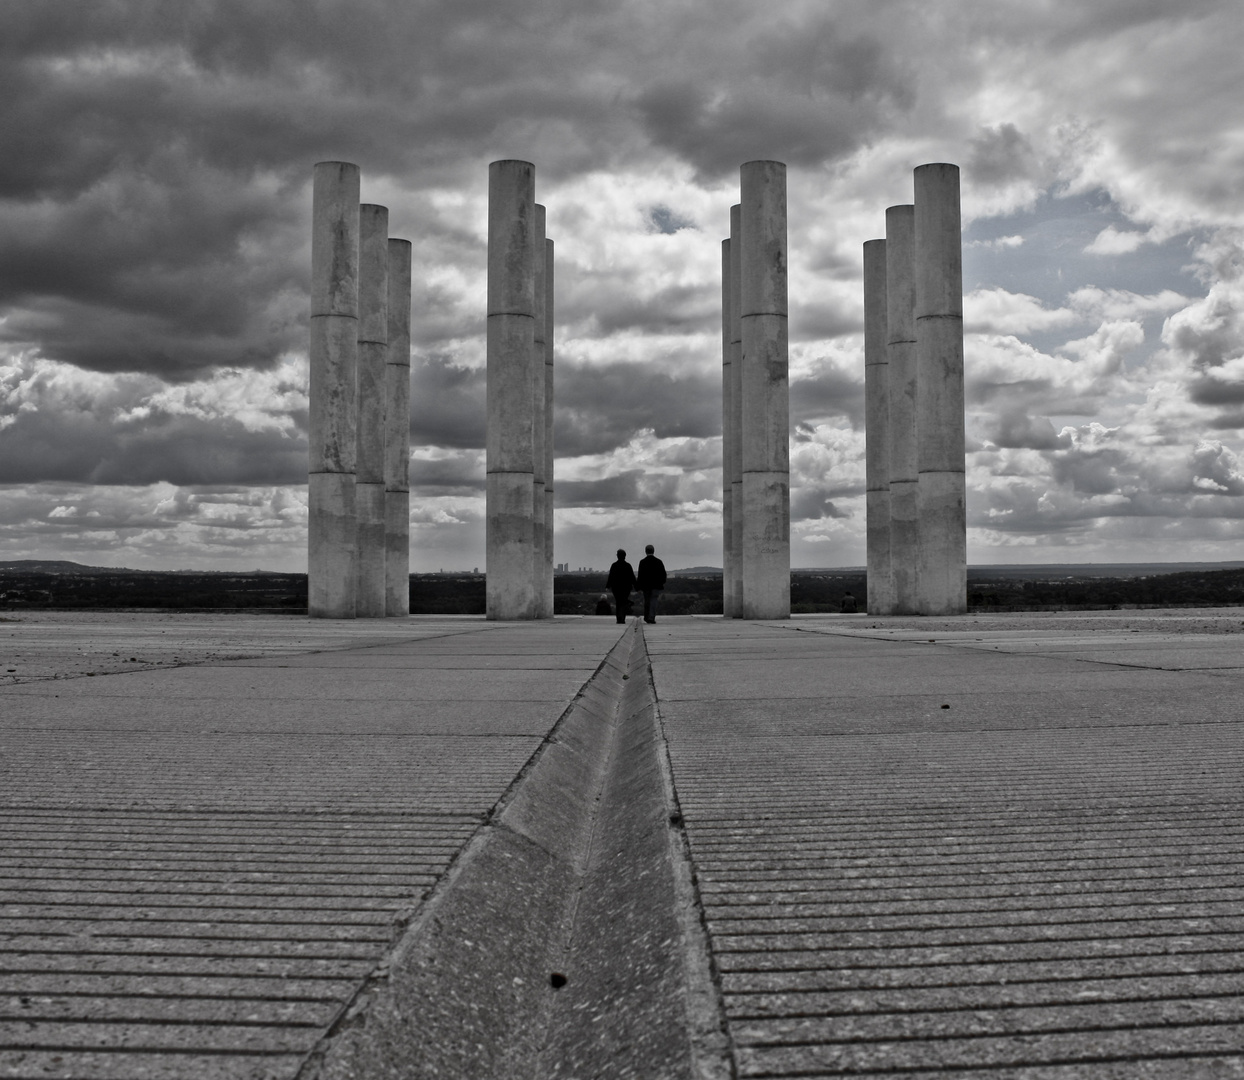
[1049,445,1129,496]
[0,406,306,486]
[791,365,864,429]
[554,360,720,457]
[791,486,853,522]
[408,452,485,496]
[1208,412,1244,431]
[968,124,1041,187]
[5,0,904,386]
[556,470,684,510]
[0,0,649,381]
[983,411,1071,450]
[1189,375,1244,407]
[409,356,487,449]
[409,355,721,459]
[580,282,717,337]
[634,19,912,179]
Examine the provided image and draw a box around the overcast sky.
[3,0,1244,572]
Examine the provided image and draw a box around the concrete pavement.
[1,609,1242,1077]
[651,613,1244,1078]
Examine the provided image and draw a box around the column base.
[356,481,386,618]
[487,471,537,620]
[309,471,357,619]
[917,469,966,615]
[741,471,790,620]
[385,489,410,617]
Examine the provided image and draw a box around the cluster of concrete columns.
[486,160,555,620]
[721,161,790,620]
[309,162,412,619]
[863,163,967,616]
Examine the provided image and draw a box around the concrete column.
[543,236,555,619]
[863,238,893,616]
[886,204,919,616]
[914,163,967,615]
[355,203,388,618]
[486,160,537,620]
[720,236,734,618]
[384,238,412,617]
[739,160,790,620]
[531,206,548,618]
[309,161,359,619]
[728,205,744,617]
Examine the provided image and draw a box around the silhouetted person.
[594,593,612,616]
[605,549,636,624]
[841,590,858,614]
[636,544,666,624]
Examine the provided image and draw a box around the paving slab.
[646,611,1244,1078]
[4,606,1243,1077]
[0,614,626,1080]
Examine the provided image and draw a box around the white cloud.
[1085,226,1149,255]
[964,289,1077,335]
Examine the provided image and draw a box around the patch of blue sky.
[965,188,1209,362]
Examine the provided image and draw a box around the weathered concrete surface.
[5,609,1243,1078]
[739,162,789,620]
[646,611,1244,1078]
[309,162,360,620]
[308,623,729,1080]
[914,163,967,615]
[722,235,735,621]
[728,205,744,619]
[863,237,891,615]
[383,238,412,618]
[486,160,537,620]
[0,616,625,1080]
[542,236,556,619]
[885,204,918,617]
[532,205,549,619]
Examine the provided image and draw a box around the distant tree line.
[967,567,1244,610]
[2,564,1243,613]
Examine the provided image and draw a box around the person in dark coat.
[605,549,636,624]
[635,544,667,624]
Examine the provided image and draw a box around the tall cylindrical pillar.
[356,203,388,618]
[739,161,790,620]
[914,163,967,615]
[384,238,412,617]
[864,238,893,616]
[543,235,555,619]
[309,161,360,619]
[886,204,919,616]
[720,236,734,619]
[531,206,548,618]
[486,160,537,620]
[728,205,744,617]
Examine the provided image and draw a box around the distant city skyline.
[2,2,1243,572]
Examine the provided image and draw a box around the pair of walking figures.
[606,545,666,624]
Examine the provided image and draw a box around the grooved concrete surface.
[647,613,1244,1079]
[5,609,1244,1078]
[0,614,625,1080]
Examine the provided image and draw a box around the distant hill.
[0,560,284,576]
[0,560,122,575]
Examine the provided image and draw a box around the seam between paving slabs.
[297,619,734,1079]
[642,622,739,1080]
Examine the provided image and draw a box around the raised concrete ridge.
[2,609,1243,1077]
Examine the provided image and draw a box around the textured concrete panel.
[0,619,618,1080]
[647,615,1244,1078]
